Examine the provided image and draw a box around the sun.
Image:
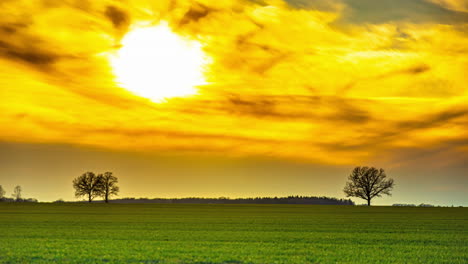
[110,22,209,102]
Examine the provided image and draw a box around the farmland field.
[0,203,466,263]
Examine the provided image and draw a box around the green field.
[0,203,466,263]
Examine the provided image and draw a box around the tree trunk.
[105,193,108,203]
[88,194,92,203]
[367,199,371,206]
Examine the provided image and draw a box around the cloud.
[179,3,215,25]
[105,5,130,29]
[0,0,467,166]
[339,0,468,24]
[287,0,468,24]
[428,0,468,12]
[0,40,58,66]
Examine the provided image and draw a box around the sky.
[0,0,467,205]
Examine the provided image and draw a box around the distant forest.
[68,196,355,205]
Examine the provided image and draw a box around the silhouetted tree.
[0,185,5,199]
[99,172,119,203]
[12,185,22,201]
[343,166,394,206]
[73,172,103,203]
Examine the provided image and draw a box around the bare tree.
[0,185,5,199]
[99,172,119,203]
[73,172,103,203]
[344,166,394,206]
[12,185,22,201]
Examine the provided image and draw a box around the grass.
[0,203,466,263]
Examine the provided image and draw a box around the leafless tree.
[12,185,22,201]
[73,172,103,203]
[344,166,394,206]
[0,185,5,199]
[98,172,119,203]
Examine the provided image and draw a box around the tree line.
[101,196,355,205]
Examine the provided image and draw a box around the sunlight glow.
[110,22,209,102]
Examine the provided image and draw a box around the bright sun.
[110,22,209,102]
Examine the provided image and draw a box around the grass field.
[0,203,466,263]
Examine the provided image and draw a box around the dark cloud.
[339,64,432,95]
[179,3,215,25]
[318,106,468,152]
[105,5,130,29]
[336,0,468,24]
[404,64,431,74]
[377,64,431,79]
[251,53,289,74]
[284,0,342,12]
[227,95,278,117]
[286,0,468,24]
[429,0,468,13]
[0,23,27,34]
[232,29,290,75]
[0,40,58,66]
[396,107,468,130]
[5,49,56,65]
[218,94,372,124]
[11,112,284,151]
[330,98,372,123]
[0,14,69,70]
[376,137,468,170]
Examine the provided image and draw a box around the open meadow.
[0,203,466,264]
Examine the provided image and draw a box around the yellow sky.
[1,0,468,167]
